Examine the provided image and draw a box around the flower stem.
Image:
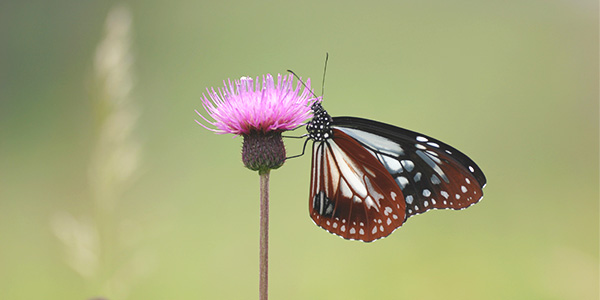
[259,170,270,300]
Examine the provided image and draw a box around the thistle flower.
[196,73,318,173]
[196,72,318,300]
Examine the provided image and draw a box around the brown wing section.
[309,129,406,242]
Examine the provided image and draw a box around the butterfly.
[305,101,487,242]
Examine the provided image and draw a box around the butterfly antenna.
[287,69,320,100]
[321,52,328,97]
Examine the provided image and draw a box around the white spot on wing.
[426,150,441,162]
[396,176,409,189]
[416,136,428,142]
[340,178,353,199]
[364,176,383,209]
[365,196,379,212]
[384,207,393,216]
[328,140,368,198]
[337,127,404,156]
[414,172,422,182]
[318,192,325,215]
[364,167,376,178]
[326,151,340,192]
[416,150,448,182]
[313,145,322,194]
[325,203,333,215]
[401,160,415,172]
[381,155,403,173]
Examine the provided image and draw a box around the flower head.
[196,73,318,136]
[196,73,319,173]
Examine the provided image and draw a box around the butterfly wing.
[309,129,406,242]
[332,116,486,220]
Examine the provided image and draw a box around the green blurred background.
[1,0,598,299]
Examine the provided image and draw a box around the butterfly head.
[307,102,333,142]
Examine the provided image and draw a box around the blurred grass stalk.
[51,4,151,299]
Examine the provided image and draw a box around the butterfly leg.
[285,138,311,160]
[282,133,308,139]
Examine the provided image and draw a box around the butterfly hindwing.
[332,117,486,220]
[309,129,406,242]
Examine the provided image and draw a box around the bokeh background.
[1,0,597,299]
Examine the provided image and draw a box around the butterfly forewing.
[390,144,483,218]
[309,129,406,242]
[333,117,486,220]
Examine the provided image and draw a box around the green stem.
[259,170,270,300]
